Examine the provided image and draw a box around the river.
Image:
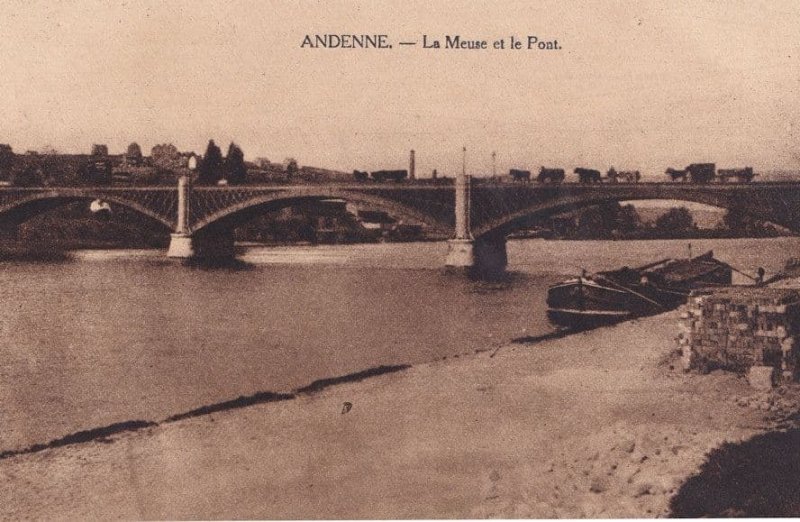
[1,237,798,450]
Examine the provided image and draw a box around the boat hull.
[546,307,632,329]
[545,251,733,329]
[547,276,664,311]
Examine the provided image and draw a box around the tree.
[575,202,626,239]
[151,143,182,169]
[285,157,299,178]
[198,140,224,185]
[655,207,695,236]
[722,200,780,237]
[576,205,610,239]
[722,200,750,235]
[0,144,14,178]
[617,204,641,234]
[224,142,247,185]
[12,165,42,187]
[597,202,621,233]
[80,159,112,185]
[91,144,109,157]
[126,142,143,165]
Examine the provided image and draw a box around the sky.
[1,0,798,178]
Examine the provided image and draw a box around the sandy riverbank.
[1,311,798,519]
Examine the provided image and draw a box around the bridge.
[0,177,799,272]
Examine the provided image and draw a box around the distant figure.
[756,267,766,286]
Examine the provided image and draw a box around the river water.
[1,237,798,450]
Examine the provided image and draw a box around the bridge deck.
[0,182,797,238]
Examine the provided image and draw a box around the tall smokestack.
[409,149,416,180]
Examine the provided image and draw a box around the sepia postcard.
[1,0,800,519]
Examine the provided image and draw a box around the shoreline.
[1,311,796,518]
[0,230,793,252]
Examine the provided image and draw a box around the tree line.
[553,202,785,240]
[0,140,253,186]
[137,139,250,185]
[196,140,247,185]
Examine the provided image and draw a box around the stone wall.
[677,287,800,388]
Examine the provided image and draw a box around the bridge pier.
[167,233,195,258]
[165,175,236,261]
[445,165,475,271]
[447,236,508,275]
[445,238,475,268]
[166,175,195,258]
[167,230,236,260]
[445,166,508,275]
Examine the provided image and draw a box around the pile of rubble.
[677,287,800,389]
